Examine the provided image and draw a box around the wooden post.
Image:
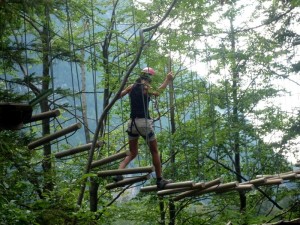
[25,109,60,123]
[91,151,130,168]
[140,181,195,193]
[28,122,82,150]
[54,141,103,159]
[105,175,150,190]
[97,166,154,177]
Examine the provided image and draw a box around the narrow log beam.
[192,182,206,189]
[54,141,103,158]
[28,122,82,150]
[140,181,195,193]
[263,178,283,186]
[157,187,194,196]
[97,166,154,177]
[241,177,266,185]
[199,181,239,195]
[173,178,221,201]
[91,151,130,168]
[105,175,150,190]
[216,184,254,194]
[24,109,60,123]
[235,184,254,191]
[257,171,300,179]
[269,173,297,180]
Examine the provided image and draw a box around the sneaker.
[113,175,124,182]
[157,178,172,189]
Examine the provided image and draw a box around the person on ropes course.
[114,67,173,189]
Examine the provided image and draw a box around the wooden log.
[175,182,238,200]
[279,170,296,175]
[157,187,195,196]
[105,175,150,190]
[140,181,195,193]
[28,122,82,150]
[241,177,266,185]
[256,175,274,179]
[173,178,222,201]
[216,184,254,194]
[192,182,206,189]
[263,178,283,186]
[257,171,300,179]
[198,181,238,195]
[24,109,60,123]
[235,184,254,191]
[97,166,154,177]
[269,173,297,180]
[91,151,130,168]
[54,141,103,158]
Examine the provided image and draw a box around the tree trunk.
[80,47,90,143]
[169,72,176,224]
[229,14,246,212]
[41,5,53,192]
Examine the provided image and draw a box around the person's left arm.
[151,72,174,96]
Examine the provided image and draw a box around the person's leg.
[119,139,139,169]
[148,139,162,178]
[113,119,139,182]
[113,138,138,182]
[148,139,171,189]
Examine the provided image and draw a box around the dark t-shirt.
[129,83,151,119]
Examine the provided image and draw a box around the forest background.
[1,0,300,224]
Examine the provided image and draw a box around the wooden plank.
[28,122,82,150]
[97,166,154,177]
[91,150,130,168]
[105,175,150,190]
[54,141,103,158]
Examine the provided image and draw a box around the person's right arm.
[120,84,133,98]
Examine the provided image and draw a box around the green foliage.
[1,0,300,224]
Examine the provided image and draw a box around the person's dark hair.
[139,74,152,83]
[136,74,152,83]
